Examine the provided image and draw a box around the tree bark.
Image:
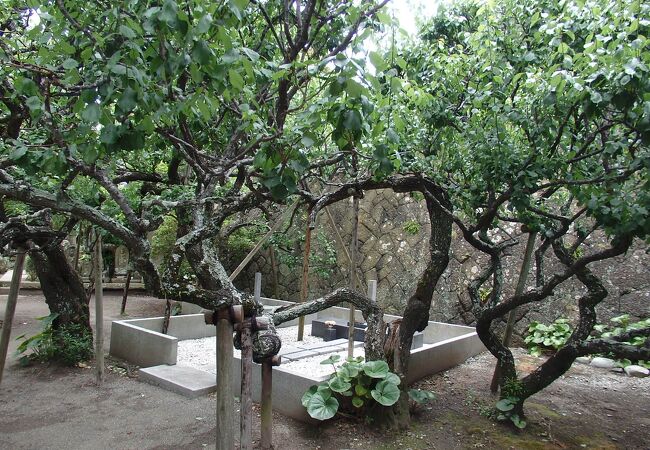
[30,243,91,341]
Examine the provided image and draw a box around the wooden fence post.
[0,251,26,385]
[94,231,105,385]
[297,213,312,341]
[348,195,359,358]
[260,355,281,450]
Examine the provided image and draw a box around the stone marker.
[623,365,649,378]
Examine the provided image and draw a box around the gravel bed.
[177,324,335,375]
[281,348,366,378]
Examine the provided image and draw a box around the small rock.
[610,367,624,374]
[590,357,616,369]
[624,365,649,378]
[575,356,591,365]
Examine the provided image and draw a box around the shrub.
[593,315,650,369]
[302,355,401,421]
[524,318,572,356]
[16,313,94,366]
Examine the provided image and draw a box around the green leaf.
[370,380,401,406]
[328,375,352,393]
[117,87,138,112]
[62,58,78,70]
[306,392,339,420]
[81,103,101,123]
[369,51,387,71]
[228,69,245,90]
[196,14,212,34]
[301,385,318,407]
[192,40,213,65]
[495,398,515,412]
[300,133,315,148]
[384,372,401,385]
[118,25,137,39]
[352,396,364,408]
[408,389,435,404]
[354,383,368,397]
[363,360,389,378]
[25,96,41,112]
[320,354,341,365]
[342,109,362,132]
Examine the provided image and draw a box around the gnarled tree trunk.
[30,243,91,348]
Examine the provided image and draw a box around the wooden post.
[0,251,26,385]
[260,355,280,450]
[216,315,235,450]
[367,280,377,303]
[93,231,105,385]
[239,273,260,450]
[297,213,312,341]
[120,270,132,315]
[348,195,359,358]
[268,246,279,299]
[490,231,537,393]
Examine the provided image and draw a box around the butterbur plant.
[301,355,401,420]
[495,397,526,429]
[524,318,572,357]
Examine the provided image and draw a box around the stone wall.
[231,189,649,339]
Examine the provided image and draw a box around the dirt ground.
[0,291,648,449]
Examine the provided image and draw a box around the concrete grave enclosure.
[110,297,485,422]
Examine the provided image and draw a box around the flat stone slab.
[281,349,320,361]
[139,365,216,398]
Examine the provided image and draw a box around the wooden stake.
[297,212,312,341]
[120,270,132,315]
[229,202,298,282]
[490,232,537,393]
[239,319,252,450]
[268,246,279,299]
[260,360,273,450]
[93,231,105,385]
[216,317,235,450]
[240,273,260,450]
[0,251,26,385]
[348,195,360,358]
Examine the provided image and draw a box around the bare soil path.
[1,291,648,449]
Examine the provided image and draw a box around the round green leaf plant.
[301,356,402,420]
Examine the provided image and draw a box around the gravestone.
[114,245,129,276]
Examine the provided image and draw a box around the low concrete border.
[109,299,486,422]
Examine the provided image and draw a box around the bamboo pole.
[324,206,363,288]
[93,231,105,385]
[490,231,537,393]
[229,202,298,282]
[0,251,26,385]
[268,246,279,299]
[348,196,360,358]
[297,213,312,342]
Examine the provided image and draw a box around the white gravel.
[176,324,365,378]
[281,349,366,378]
